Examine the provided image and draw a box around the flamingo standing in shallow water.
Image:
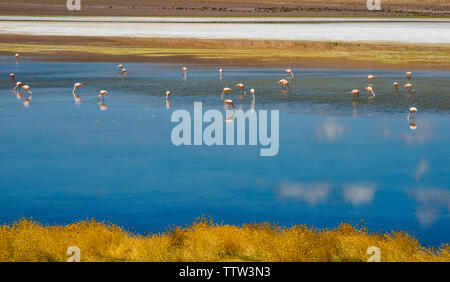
[182,67,187,79]
[368,74,375,80]
[219,68,223,80]
[351,89,360,98]
[250,88,255,100]
[366,86,375,96]
[121,68,126,78]
[73,83,83,103]
[98,90,108,102]
[393,82,398,89]
[278,79,289,89]
[408,107,417,120]
[10,73,15,80]
[236,83,246,95]
[285,69,294,79]
[224,99,236,122]
[404,83,415,93]
[14,81,22,91]
[15,53,19,63]
[405,72,412,79]
[222,87,232,99]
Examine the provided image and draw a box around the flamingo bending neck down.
[14,81,22,91]
[404,83,415,93]
[73,83,84,103]
[351,89,360,98]
[405,72,412,79]
[98,90,108,102]
[366,86,375,96]
[285,69,294,79]
[278,79,289,89]
[236,83,245,95]
[222,87,232,100]
[224,99,236,122]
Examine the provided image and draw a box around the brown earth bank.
[0,0,449,17]
[1,34,449,70]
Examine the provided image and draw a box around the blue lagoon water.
[0,57,449,245]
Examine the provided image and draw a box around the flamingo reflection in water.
[21,85,32,107]
[72,83,83,103]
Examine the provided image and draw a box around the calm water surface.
[0,57,449,245]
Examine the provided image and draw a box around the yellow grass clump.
[0,216,448,262]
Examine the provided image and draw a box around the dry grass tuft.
[0,216,448,262]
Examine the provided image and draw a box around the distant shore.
[1,34,449,70]
[0,0,449,17]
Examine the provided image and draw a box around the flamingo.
[351,89,360,98]
[278,79,289,89]
[117,64,124,69]
[393,82,398,89]
[285,69,294,79]
[235,83,246,95]
[10,73,15,80]
[98,90,108,101]
[182,67,187,77]
[366,86,375,96]
[15,53,19,62]
[121,68,126,78]
[166,90,171,100]
[219,68,223,79]
[250,88,255,100]
[222,87,232,99]
[404,83,415,93]
[408,107,417,120]
[224,99,236,122]
[368,74,375,80]
[73,83,83,103]
[405,72,412,79]
[14,81,22,91]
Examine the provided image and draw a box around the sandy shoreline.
[0,0,449,17]
[1,34,449,70]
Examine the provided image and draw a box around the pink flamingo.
[366,86,375,96]
[222,87,232,99]
[351,89,360,98]
[98,90,108,102]
[285,69,294,79]
[405,72,412,79]
[73,83,84,103]
[235,83,246,95]
[408,107,417,120]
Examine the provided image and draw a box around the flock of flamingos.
[9,53,418,128]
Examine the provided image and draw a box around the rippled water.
[0,57,449,245]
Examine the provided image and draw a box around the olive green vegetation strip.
[1,43,449,64]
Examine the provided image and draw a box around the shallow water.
[0,17,449,43]
[0,57,449,245]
